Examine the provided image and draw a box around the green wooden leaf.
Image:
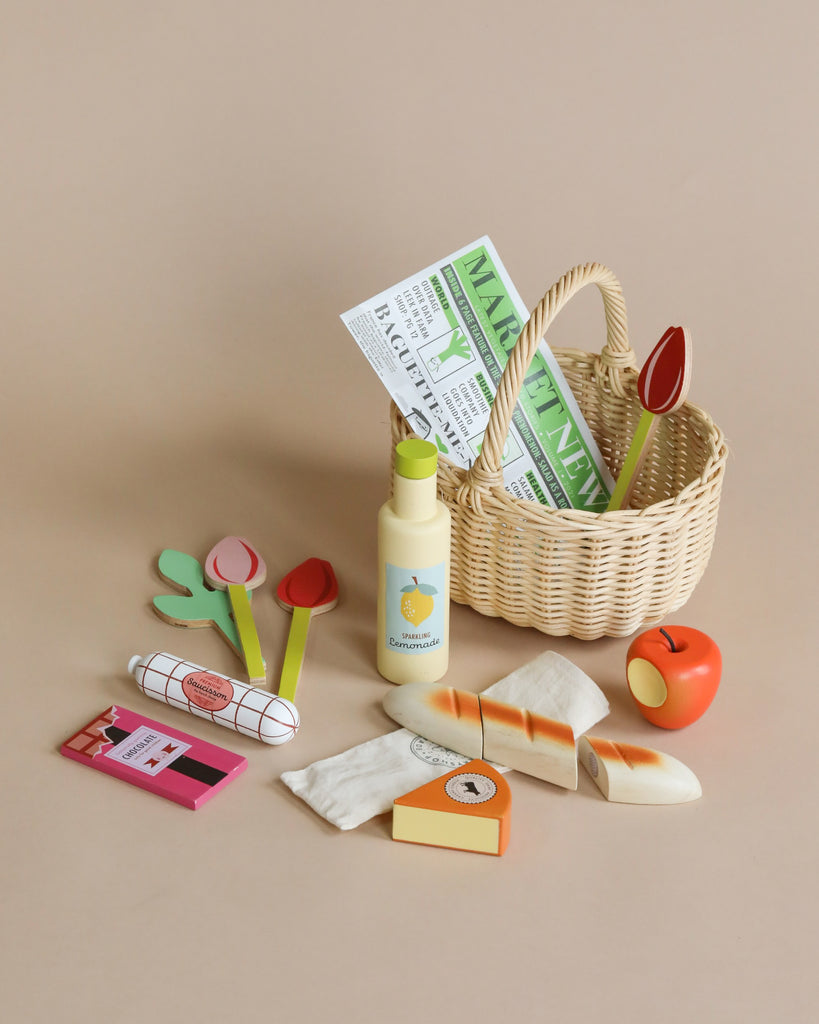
[153,549,241,655]
[157,548,206,592]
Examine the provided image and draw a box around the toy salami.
[129,652,299,745]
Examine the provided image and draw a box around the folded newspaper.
[340,237,614,511]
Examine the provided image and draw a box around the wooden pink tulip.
[204,537,268,684]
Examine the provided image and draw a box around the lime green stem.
[228,583,266,683]
[607,409,656,511]
[278,605,312,703]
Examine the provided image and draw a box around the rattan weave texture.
[389,263,728,639]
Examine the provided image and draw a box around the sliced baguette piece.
[478,695,577,790]
[578,735,702,804]
[383,682,483,759]
[382,682,577,789]
[392,759,511,855]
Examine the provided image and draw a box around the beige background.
[3,2,817,1021]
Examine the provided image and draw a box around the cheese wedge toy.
[578,735,702,804]
[382,682,577,790]
[393,760,511,855]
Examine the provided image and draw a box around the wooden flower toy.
[607,325,692,511]
[204,537,268,685]
[152,549,242,660]
[275,558,338,703]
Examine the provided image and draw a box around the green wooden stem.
[227,583,266,683]
[607,409,657,511]
[278,605,312,703]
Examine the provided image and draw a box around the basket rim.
[390,397,728,528]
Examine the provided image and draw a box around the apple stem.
[659,627,677,653]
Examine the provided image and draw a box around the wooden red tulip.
[275,558,339,703]
[607,326,692,510]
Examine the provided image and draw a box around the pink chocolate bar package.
[61,705,247,809]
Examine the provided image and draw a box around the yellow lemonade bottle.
[377,438,451,684]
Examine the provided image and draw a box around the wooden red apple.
[626,625,721,729]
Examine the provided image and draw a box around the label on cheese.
[444,771,498,804]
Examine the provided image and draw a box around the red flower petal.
[276,558,338,611]
[638,326,692,415]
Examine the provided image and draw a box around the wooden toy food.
[129,652,300,745]
[204,536,267,685]
[377,437,451,685]
[577,735,701,804]
[626,625,721,729]
[61,705,247,809]
[382,682,577,789]
[152,549,242,659]
[392,759,511,856]
[607,325,692,511]
[275,558,338,703]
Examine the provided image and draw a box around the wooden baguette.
[383,683,483,760]
[382,682,577,789]
[578,735,701,804]
[479,695,577,790]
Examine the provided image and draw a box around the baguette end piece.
[578,735,702,804]
[382,682,483,759]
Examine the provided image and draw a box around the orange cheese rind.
[578,735,702,804]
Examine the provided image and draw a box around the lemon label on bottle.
[386,562,446,654]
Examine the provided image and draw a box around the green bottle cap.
[395,438,438,479]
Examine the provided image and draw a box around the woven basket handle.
[463,262,635,490]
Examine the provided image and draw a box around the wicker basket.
[389,262,728,640]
